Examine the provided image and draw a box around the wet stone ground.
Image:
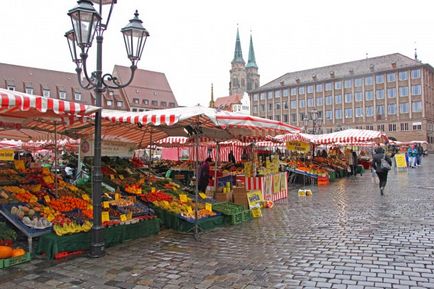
[1,157,434,289]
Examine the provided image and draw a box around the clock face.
[81,140,90,154]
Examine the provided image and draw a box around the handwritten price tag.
[115,193,120,201]
[205,203,212,212]
[127,212,133,220]
[103,201,110,209]
[199,192,207,199]
[151,187,156,193]
[101,211,110,222]
[179,194,188,202]
[44,195,51,203]
[120,214,127,222]
[119,175,124,180]
[110,174,115,180]
[82,194,90,201]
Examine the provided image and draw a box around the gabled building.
[0,63,178,112]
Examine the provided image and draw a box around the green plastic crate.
[229,211,244,225]
[213,202,244,215]
[0,259,3,269]
[242,210,252,222]
[2,253,31,269]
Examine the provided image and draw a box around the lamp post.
[65,0,149,258]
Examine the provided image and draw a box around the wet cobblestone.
[1,157,434,288]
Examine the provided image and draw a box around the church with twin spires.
[210,27,260,114]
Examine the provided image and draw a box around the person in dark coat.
[371,147,392,195]
[228,150,236,164]
[198,157,212,193]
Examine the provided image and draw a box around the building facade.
[249,53,434,148]
[229,28,260,96]
[0,63,178,112]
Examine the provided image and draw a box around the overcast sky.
[1,0,434,107]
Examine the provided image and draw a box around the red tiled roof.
[214,95,242,109]
[113,65,178,110]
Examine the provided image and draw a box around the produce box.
[0,259,3,269]
[214,191,233,203]
[2,253,31,269]
[213,202,244,215]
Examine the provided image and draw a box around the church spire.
[232,26,245,64]
[209,83,215,108]
[246,32,257,68]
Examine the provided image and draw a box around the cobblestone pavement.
[2,157,434,289]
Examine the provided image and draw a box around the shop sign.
[247,190,263,209]
[286,141,310,153]
[80,139,136,158]
[0,149,14,161]
[395,153,407,168]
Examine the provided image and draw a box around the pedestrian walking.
[416,144,423,166]
[372,147,392,195]
[198,157,212,193]
[407,145,417,168]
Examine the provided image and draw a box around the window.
[26,88,34,95]
[354,78,363,87]
[316,96,323,106]
[345,93,352,103]
[43,89,50,98]
[290,88,297,96]
[412,101,422,113]
[387,103,397,115]
[375,74,384,84]
[325,95,333,105]
[7,85,15,91]
[400,122,409,131]
[387,73,396,82]
[399,86,409,97]
[268,103,272,111]
[400,102,409,113]
[326,110,333,120]
[275,115,281,121]
[365,91,373,101]
[376,105,385,115]
[387,88,396,98]
[260,104,265,111]
[388,123,397,131]
[253,93,259,101]
[74,92,81,101]
[267,91,273,99]
[253,105,258,113]
[161,101,167,107]
[353,92,362,102]
[169,102,176,108]
[366,125,374,130]
[299,112,305,121]
[143,99,149,105]
[377,124,385,131]
[132,108,137,112]
[411,84,422,96]
[298,86,305,94]
[307,98,314,107]
[283,89,289,97]
[290,113,297,123]
[275,102,281,110]
[335,109,342,119]
[399,71,408,81]
[413,123,422,130]
[290,100,297,109]
[365,76,373,85]
[274,90,281,98]
[316,84,323,92]
[355,107,363,117]
[325,82,333,91]
[344,79,352,88]
[59,91,66,99]
[335,94,342,104]
[116,101,123,107]
[307,85,313,93]
[133,98,139,104]
[411,69,421,79]
[376,89,385,99]
[366,106,374,117]
[334,81,342,90]
[299,99,305,108]
[283,101,288,109]
[283,114,288,122]
[345,108,353,118]
[151,100,158,106]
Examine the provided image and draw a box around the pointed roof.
[232,27,245,65]
[246,33,257,69]
[209,83,215,108]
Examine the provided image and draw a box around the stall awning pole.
[54,122,58,195]
[214,142,219,195]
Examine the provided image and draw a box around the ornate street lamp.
[65,0,149,258]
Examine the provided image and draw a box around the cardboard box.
[232,186,246,195]
[233,194,249,209]
[215,191,233,202]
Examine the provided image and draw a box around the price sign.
[127,212,133,220]
[46,214,55,222]
[199,192,207,199]
[44,195,51,203]
[14,160,25,171]
[110,174,115,180]
[179,194,188,202]
[101,211,110,222]
[119,175,124,180]
[103,201,110,209]
[205,203,212,212]
[151,187,156,193]
[120,214,127,222]
[251,207,262,218]
[186,206,193,214]
[82,194,90,201]
[115,193,120,201]
[30,196,38,203]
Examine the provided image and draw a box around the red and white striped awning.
[0,88,100,141]
[70,105,301,148]
[309,129,388,145]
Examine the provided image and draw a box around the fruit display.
[10,205,52,229]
